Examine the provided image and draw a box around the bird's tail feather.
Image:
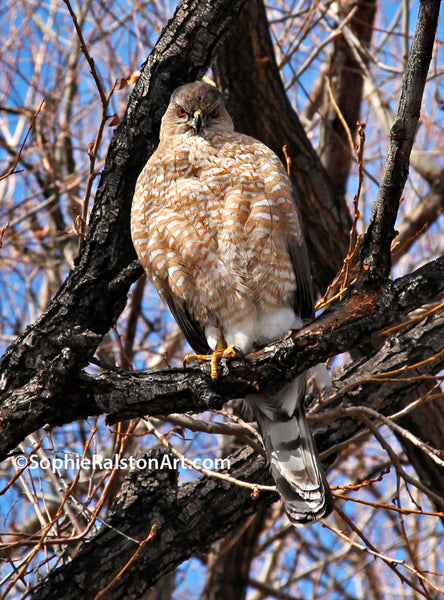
[248,375,333,525]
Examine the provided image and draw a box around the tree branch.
[1,255,443,461]
[359,0,441,282]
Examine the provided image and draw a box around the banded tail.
[247,375,333,525]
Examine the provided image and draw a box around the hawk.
[131,81,333,524]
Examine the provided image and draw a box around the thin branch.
[62,0,117,253]
[331,508,442,597]
[0,100,45,182]
[93,525,157,600]
[143,418,274,492]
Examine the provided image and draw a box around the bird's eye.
[177,106,187,118]
[209,108,219,118]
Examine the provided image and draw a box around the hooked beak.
[192,109,204,134]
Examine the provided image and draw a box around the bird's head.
[160,81,234,140]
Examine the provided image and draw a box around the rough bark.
[350,0,444,513]
[1,0,440,464]
[212,4,442,596]
[364,78,444,264]
[31,447,273,600]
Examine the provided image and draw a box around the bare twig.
[143,418,275,493]
[62,0,116,253]
[94,525,157,600]
[0,100,45,182]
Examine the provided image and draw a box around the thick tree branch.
[30,308,444,599]
[350,0,443,510]
[1,0,440,469]
[90,255,444,423]
[359,0,441,282]
[1,255,442,461]
[365,77,444,264]
[2,2,443,597]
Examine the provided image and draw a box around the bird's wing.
[164,294,212,355]
[287,237,314,322]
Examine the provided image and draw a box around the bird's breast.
[131,133,300,342]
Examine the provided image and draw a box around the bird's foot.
[184,345,241,379]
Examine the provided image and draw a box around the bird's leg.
[184,330,240,379]
[210,334,239,379]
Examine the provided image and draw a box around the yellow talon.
[184,333,240,379]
